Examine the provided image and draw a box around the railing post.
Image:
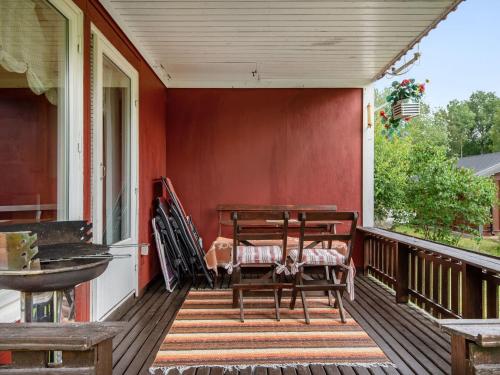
[363,235,370,275]
[462,264,483,319]
[395,242,409,303]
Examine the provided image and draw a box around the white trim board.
[362,85,375,227]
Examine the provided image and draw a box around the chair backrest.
[297,211,358,267]
[231,210,289,265]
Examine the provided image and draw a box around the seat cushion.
[236,245,283,264]
[288,247,346,266]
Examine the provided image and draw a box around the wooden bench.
[0,322,125,374]
[438,319,500,375]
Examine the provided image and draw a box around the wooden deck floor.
[111,274,451,375]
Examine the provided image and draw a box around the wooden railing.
[358,227,500,319]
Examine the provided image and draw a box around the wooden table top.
[437,319,500,347]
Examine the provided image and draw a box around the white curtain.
[0,0,65,105]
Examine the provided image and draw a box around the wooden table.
[437,319,500,375]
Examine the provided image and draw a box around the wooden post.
[363,235,370,275]
[451,334,468,375]
[395,243,409,303]
[462,264,483,319]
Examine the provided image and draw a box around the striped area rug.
[151,289,392,373]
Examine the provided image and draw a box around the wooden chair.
[230,210,293,322]
[290,211,358,324]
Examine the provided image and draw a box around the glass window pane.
[0,0,69,223]
[102,55,131,244]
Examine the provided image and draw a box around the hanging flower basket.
[392,98,420,120]
[379,78,427,137]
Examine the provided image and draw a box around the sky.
[375,0,500,110]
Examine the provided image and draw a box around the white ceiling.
[100,0,462,88]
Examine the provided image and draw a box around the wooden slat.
[358,228,500,274]
[0,323,125,351]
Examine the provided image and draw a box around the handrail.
[360,227,500,273]
[358,227,500,320]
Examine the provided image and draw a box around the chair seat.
[289,247,346,266]
[236,245,283,264]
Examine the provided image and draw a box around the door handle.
[100,164,106,179]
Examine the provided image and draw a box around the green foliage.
[407,102,449,148]
[435,100,475,157]
[405,143,497,245]
[436,91,500,156]
[489,106,500,152]
[374,123,409,222]
[374,88,498,247]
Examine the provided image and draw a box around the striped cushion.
[236,245,283,264]
[289,248,345,266]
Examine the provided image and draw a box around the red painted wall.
[166,88,364,263]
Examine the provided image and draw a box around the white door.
[90,26,139,321]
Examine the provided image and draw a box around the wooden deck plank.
[352,278,450,371]
[323,365,341,375]
[356,277,450,348]
[112,288,173,366]
[338,366,356,375]
[352,367,370,375]
[343,298,416,374]
[112,281,166,350]
[129,283,191,375]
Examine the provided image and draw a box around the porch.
[111,271,450,375]
[2,0,499,374]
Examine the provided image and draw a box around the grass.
[393,225,500,257]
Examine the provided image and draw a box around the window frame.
[0,0,84,323]
[48,0,84,221]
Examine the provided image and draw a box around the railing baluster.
[442,259,450,311]
[424,252,432,314]
[432,255,440,317]
[450,263,461,316]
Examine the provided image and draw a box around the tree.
[405,143,497,245]
[374,123,410,223]
[489,105,500,152]
[374,87,497,245]
[467,91,500,154]
[435,100,475,157]
[407,102,449,149]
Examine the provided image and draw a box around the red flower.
[419,84,425,93]
[401,79,410,86]
[380,110,387,118]
[404,117,411,122]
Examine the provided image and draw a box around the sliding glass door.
[91,26,139,321]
